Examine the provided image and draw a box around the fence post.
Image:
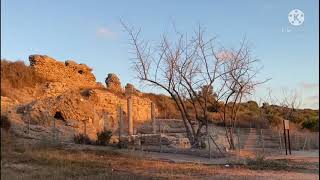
[118,106,123,142]
[208,135,211,159]
[159,122,162,153]
[261,129,264,153]
[278,131,282,152]
[307,135,311,150]
[237,128,241,156]
[316,133,319,149]
[296,134,299,150]
[283,120,288,155]
[138,133,142,150]
[151,102,156,134]
[302,136,307,151]
[287,129,291,155]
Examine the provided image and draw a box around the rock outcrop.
[125,83,139,95]
[29,55,96,90]
[105,73,122,92]
[5,55,157,141]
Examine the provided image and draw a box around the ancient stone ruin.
[7,55,156,141]
[105,73,123,93]
[29,55,96,89]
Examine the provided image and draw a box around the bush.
[265,114,282,126]
[246,154,287,170]
[246,101,259,111]
[96,129,112,146]
[1,60,46,87]
[302,117,319,132]
[73,133,93,145]
[1,115,11,132]
[117,141,128,149]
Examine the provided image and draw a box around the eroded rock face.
[105,73,122,92]
[3,54,157,142]
[29,55,96,89]
[125,83,139,95]
[19,87,154,141]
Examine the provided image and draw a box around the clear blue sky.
[1,0,319,109]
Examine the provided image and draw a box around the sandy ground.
[70,143,319,165]
[1,134,319,180]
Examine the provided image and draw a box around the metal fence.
[131,120,319,158]
[234,128,319,154]
[19,99,318,158]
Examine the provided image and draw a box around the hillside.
[144,92,318,131]
[1,55,318,138]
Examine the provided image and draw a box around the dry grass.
[1,132,319,180]
[245,154,319,173]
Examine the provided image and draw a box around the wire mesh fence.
[132,120,319,158]
[233,128,319,155]
[19,98,318,159]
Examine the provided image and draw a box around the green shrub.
[302,117,319,132]
[73,133,93,145]
[96,129,112,146]
[1,115,11,132]
[265,114,282,126]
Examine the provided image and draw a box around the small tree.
[215,40,269,149]
[279,88,302,121]
[123,22,268,148]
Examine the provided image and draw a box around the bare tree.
[122,22,267,148]
[279,88,302,121]
[216,39,270,149]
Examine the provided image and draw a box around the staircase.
[238,128,281,154]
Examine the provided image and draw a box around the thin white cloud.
[96,27,116,38]
[307,95,319,101]
[300,82,319,89]
[303,94,319,109]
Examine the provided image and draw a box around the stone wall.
[95,89,154,131]
[12,55,158,140]
[29,55,96,89]
[24,89,154,140]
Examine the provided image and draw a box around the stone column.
[127,97,133,136]
[103,112,109,130]
[118,106,123,140]
[151,102,156,134]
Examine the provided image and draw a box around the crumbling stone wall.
[11,55,158,141]
[105,73,123,93]
[23,88,155,139]
[29,55,96,89]
[95,89,154,124]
